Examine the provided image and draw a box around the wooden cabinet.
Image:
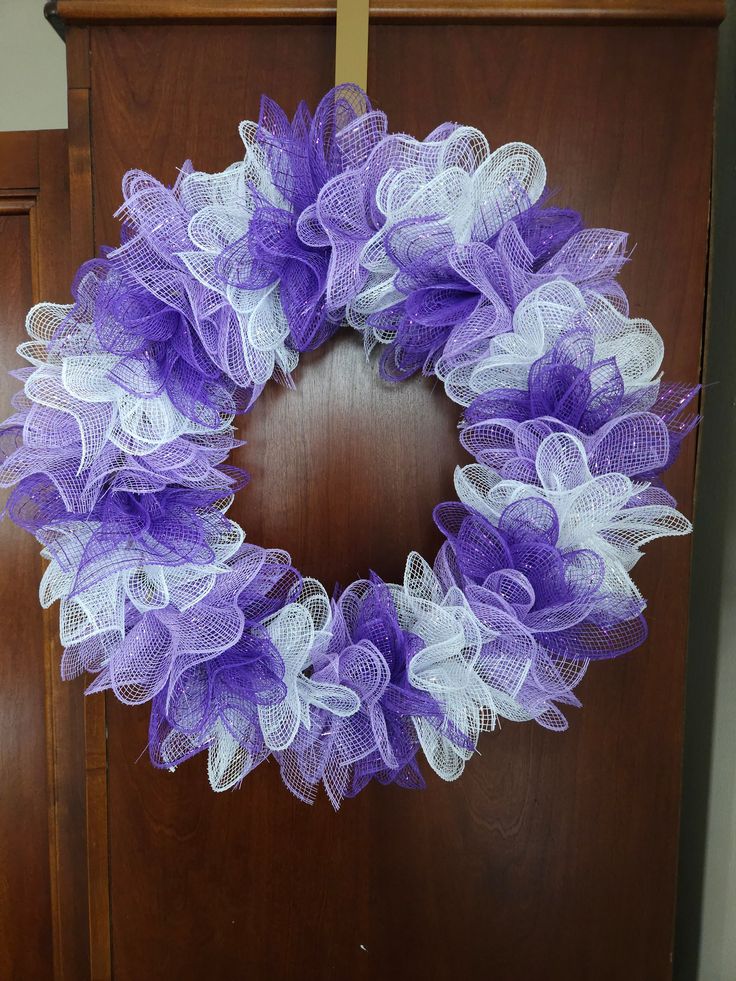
[2,2,722,977]
[0,129,87,981]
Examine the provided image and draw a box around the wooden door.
[0,129,89,981]
[4,2,722,978]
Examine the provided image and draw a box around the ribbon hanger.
[335,0,370,89]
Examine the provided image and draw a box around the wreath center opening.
[233,330,468,589]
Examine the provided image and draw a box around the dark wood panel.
[0,210,54,981]
[367,25,713,980]
[35,131,91,981]
[46,0,725,28]
[63,31,111,980]
[91,24,334,200]
[240,330,464,586]
[0,133,40,190]
[83,21,715,981]
[0,130,87,981]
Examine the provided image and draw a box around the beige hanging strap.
[334,0,370,90]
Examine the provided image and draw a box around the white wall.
[0,0,67,131]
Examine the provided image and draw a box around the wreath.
[0,86,696,807]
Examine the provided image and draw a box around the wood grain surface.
[0,130,88,981]
[46,0,726,28]
[0,206,54,981]
[61,30,114,980]
[68,19,717,981]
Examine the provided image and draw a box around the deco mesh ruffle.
[0,86,698,807]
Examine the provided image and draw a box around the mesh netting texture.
[0,86,698,807]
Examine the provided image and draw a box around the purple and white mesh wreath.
[0,86,698,807]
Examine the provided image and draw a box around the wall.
[0,0,66,131]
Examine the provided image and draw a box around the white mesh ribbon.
[320,129,547,349]
[178,122,300,387]
[19,296,236,461]
[439,279,665,406]
[455,432,691,611]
